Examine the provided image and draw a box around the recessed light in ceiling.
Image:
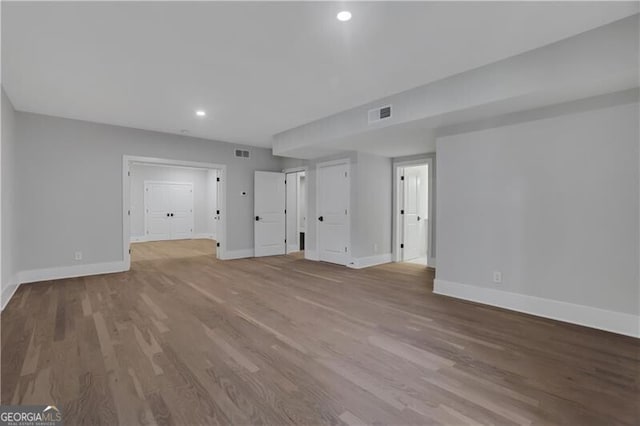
[336,11,352,22]
[196,110,206,117]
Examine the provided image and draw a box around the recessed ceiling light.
[337,11,352,22]
[196,110,206,117]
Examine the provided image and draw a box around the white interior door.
[403,166,428,261]
[285,172,299,253]
[254,171,286,257]
[144,181,194,241]
[169,183,194,240]
[145,183,171,241]
[317,162,350,265]
[403,167,421,260]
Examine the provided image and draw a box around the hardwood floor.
[2,239,638,425]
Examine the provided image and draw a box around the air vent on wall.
[235,149,250,158]
[368,105,392,124]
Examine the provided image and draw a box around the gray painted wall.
[351,152,393,259]
[15,112,284,272]
[129,164,213,239]
[1,89,18,302]
[436,101,639,315]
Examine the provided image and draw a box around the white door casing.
[317,160,350,265]
[144,181,194,241]
[298,174,306,233]
[254,171,286,257]
[286,172,299,253]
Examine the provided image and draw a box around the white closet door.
[169,183,194,240]
[317,161,350,265]
[144,181,194,241]
[254,171,286,257]
[145,183,171,241]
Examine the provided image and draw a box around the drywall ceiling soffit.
[3,2,638,147]
[272,14,640,159]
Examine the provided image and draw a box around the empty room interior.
[1,2,639,425]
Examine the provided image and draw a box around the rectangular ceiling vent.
[235,149,250,158]
[368,105,392,124]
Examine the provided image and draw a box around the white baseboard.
[286,244,300,254]
[132,234,216,243]
[194,233,216,240]
[434,279,640,338]
[19,261,129,285]
[428,257,437,268]
[1,273,21,311]
[347,253,392,269]
[219,249,254,260]
[305,249,319,261]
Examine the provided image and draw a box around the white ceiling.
[3,1,638,148]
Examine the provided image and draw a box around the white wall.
[435,101,639,335]
[1,89,18,308]
[14,112,284,273]
[130,164,214,240]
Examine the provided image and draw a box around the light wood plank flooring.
[2,239,638,425]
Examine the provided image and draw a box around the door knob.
[170,213,174,217]
[255,216,260,221]
[318,216,324,222]
[417,216,421,221]
[166,213,170,217]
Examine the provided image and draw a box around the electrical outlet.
[493,271,502,284]
[75,251,82,261]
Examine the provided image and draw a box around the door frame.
[122,155,227,270]
[393,157,435,266]
[283,166,308,255]
[143,180,194,241]
[315,158,351,265]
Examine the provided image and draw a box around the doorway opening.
[394,158,434,267]
[253,167,308,258]
[286,170,307,256]
[122,156,226,269]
